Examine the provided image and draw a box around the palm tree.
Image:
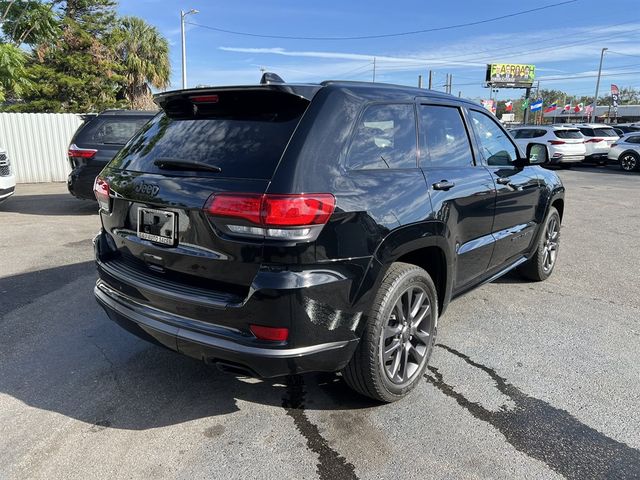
[115,16,170,109]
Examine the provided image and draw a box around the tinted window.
[594,127,618,137]
[469,110,518,166]
[554,129,582,139]
[579,127,595,137]
[532,129,546,138]
[82,117,151,145]
[512,129,531,139]
[627,135,640,144]
[111,111,304,179]
[419,105,473,168]
[346,104,417,170]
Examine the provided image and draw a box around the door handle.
[496,177,511,185]
[432,180,455,191]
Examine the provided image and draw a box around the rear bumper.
[551,154,584,164]
[95,280,358,377]
[0,185,15,201]
[68,165,104,200]
[93,230,366,377]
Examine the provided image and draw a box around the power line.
[185,0,577,41]
[607,50,640,59]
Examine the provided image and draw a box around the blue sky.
[118,0,640,102]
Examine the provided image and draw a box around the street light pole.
[592,47,607,122]
[181,9,199,89]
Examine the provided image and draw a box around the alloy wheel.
[620,154,638,171]
[380,286,432,385]
[542,216,560,273]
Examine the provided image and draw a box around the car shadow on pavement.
[0,193,98,215]
[0,262,378,434]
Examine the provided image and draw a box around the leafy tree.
[0,42,28,101]
[113,16,170,109]
[5,0,125,112]
[0,0,60,46]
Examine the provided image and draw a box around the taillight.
[585,138,604,143]
[204,193,336,241]
[94,176,111,212]
[611,143,618,148]
[250,324,289,342]
[68,144,97,159]
[548,140,566,145]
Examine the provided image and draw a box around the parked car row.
[510,123,640,172]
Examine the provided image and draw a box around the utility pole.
[428,70,433,89]
[372,57,376,83]
[523,87,531,125]
[592,47,608,122]
[448,74,453,94]
[181,8,199,89]
[458,91,462,98]
[418,75,423,88]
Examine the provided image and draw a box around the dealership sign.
[485,63,535,88]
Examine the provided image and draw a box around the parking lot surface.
[1,167,639,479]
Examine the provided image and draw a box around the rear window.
[110,91,308,179]
[554,129,582,139]
[579,128,594,137]
[593,128,618,137]
[80,116,152,145]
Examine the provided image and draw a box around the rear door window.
[346,103,417,170]
[579,127,595,137]
[554,129,582,139]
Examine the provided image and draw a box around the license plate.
[137,208,177,246]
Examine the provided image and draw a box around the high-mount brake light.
[204,193,336,241]
[190,94,219,103]
[94,176,111,213]
[68,144,97,159]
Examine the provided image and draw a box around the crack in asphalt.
[426,344,640,479]
[282,375,358,480]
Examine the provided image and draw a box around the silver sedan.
[608,133,640,172]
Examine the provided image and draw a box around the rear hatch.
[551,129,586,156]
[97,87,314,296]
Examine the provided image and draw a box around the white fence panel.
[0,113,83,183]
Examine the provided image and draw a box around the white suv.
[0,147,16,204]
[510,125,586,166]
[574,123,619,165]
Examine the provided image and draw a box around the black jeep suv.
[93,79,564,402]
[68,110,155,200]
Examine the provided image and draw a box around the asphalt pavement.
[1,167,639,480]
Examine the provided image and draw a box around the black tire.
[342,262,438,402]
[619,151,639,172]
[518,207,561,281]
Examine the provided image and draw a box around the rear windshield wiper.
[153,158,222,173]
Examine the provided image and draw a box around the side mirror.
[526,143,548,165]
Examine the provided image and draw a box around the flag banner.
[530,99,543,111]
[521,99,529,110]
[611,84,619,108]
[544,100,558,113]
[480,99,496,113]
[585,104,594,115]
[505,101,513,112]
[563,103,571,112]
[574,103,584,113]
